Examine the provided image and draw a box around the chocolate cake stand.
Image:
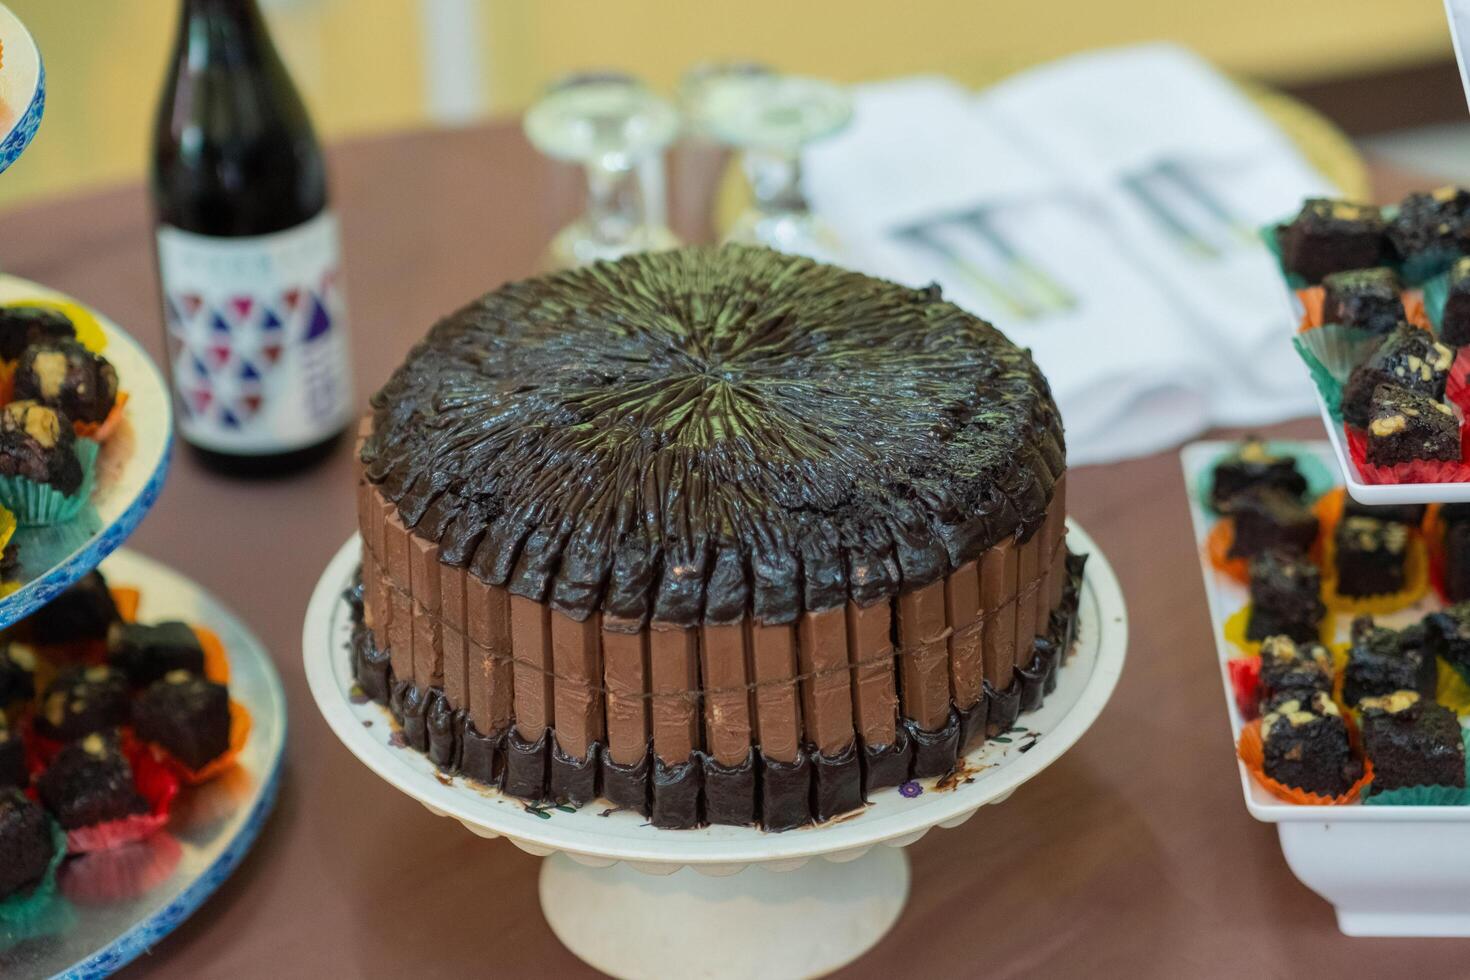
[304,521,1127,978]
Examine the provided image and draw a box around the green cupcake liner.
[0,820,67,930]
[1400,248,1460,288]
[1424,270,1450,333]
[1195,439,1339,516]
[1363,728,1470,806]
[0,437,99,527]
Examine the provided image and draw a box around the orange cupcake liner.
[1297,287,1431,333]
[1206,510,1326,589]
[1237,716,1374,805]
[73,391,128,442]
[194,625,230,685]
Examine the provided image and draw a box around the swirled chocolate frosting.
[362,245,1064,627]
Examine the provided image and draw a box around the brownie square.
[22,569,120,647]
[1322,267,1406,336]
[1365,385,1460,466]
[33,665,130,742]
[1276,199,1390,284]
[1342,616,1436,706]
[1261,692,1363,796]
[1342,496,1426,528]
[133,671,231,770]
[1388,186,1470,277]
[0,788,56,900]
[1340,323,1453,428]
[0,642,35,711]
[0,714,24,790]
[1427,600,1470,676]
[36,732,147,829]
[1360,692,1466,793]
[1228,488,1318,559]
[1258,635,1333,705]
[1445,521,1470,602]
[1333,516,1410,597]
[1246,553,1324,642]
[1210,436,1307,513]
[107,621,205,687]
[1440,256,1470,347]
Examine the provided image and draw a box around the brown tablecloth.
[0,124,1458,976]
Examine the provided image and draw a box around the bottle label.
[156,212,354,454]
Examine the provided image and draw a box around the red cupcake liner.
[1345,423,1470,485]
[1228,656,1262,719]
[65,741,178,854]
[1448,347,1470,418]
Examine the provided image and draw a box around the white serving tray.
[1183,439,1470,936]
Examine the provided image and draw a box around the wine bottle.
[150,0,353,477]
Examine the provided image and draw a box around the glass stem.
[584,160,643,247]
[742,148,807,216]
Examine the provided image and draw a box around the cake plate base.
[304,520,1127,979]
[540,845,908,979]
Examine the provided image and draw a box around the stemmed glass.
[523,73,681,269]
[695,73,853,263]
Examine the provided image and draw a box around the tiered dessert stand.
[0,276,287,977]
[304,520,1128,979]
[0,1,45,176]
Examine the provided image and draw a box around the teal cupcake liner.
[0,437,99,527]
[1424,269,1450,333]
[0,820,67,929]
[1292,336,1343,422]
[1363,728,1470,806]
[1400,248,1459,288]
[1195,439,1339,516]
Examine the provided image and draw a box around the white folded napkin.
[802,43,1336,465]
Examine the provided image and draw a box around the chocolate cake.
[1340,323,1452,428]
[1260,692,1362,796]
[1275,199,1390,284]
[13,339,118,425]
[0,400,83,496]
[1246,553,1324,643]
[1342,496,1425,529]
[0,712,24,790]
[23,569,119,647]
[133,670,231,770]
[1359,691,1465,794]
[0,641,35,710]
[34,665,130,742]
[1321,267,1405,336]
[0,789,55,900]
[1427,601,1470,677]
[1440,256,1470,348]
[108,621,205,686]
[1333,516,1409,597]
[36,732,146,829]
[1388,186,1470,278]
[1365,385,1459,466]
[1227,488,1318,560]
[353,246,1081,830]
[1209,437,1306,513]
[1257,635,1333,706]
[1342,616,1436,707]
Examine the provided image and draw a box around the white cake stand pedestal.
[304,521,1127,979]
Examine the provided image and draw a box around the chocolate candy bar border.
[351,464,1082,833]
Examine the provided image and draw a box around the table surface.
[0,124,1458,978]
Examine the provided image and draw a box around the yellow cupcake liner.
[4,297,107,354]
[1437,658,1470,716]
[1223,602,1334,657]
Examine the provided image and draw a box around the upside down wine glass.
[697,74,853,264]
[523,75,681,269]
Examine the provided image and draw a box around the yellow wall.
[0,0,1452,211]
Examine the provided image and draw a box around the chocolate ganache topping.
[361,244,1065,627]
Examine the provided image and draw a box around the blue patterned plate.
[0,548,287,979]
[0,275,173,631]
[0,2,43,175]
